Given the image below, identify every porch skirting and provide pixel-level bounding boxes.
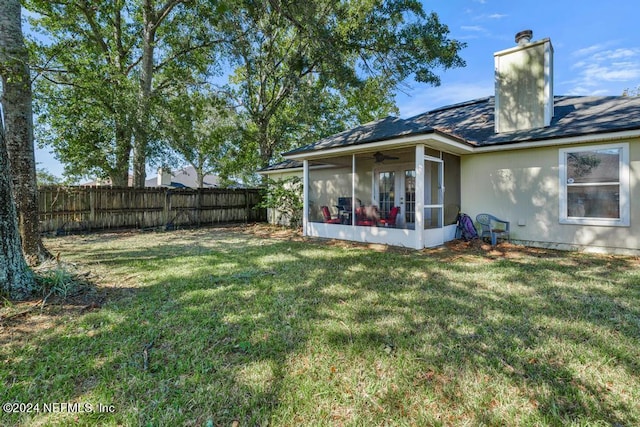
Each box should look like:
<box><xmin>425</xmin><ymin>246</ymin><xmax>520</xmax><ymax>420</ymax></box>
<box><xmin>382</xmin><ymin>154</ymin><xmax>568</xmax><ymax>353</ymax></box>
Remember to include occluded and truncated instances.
<box><xmin>306</xmin><ymin>223</ymin><xmax>457</xmax><ymax>249</ymax></box>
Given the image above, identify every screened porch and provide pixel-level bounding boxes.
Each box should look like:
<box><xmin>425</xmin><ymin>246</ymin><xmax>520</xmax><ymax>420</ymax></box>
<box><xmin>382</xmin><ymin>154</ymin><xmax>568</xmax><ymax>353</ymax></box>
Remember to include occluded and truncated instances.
<box><xmin>302</xmin><ymin>145</ymin><xmax>461</xmax><ymax>249</ymax></box>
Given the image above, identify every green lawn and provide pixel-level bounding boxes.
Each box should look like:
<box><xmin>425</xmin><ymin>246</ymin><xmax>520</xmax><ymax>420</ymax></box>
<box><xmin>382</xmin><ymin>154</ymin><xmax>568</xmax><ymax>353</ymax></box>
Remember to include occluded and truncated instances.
<box><xmin>2</xmin><ymin>225</ymin><xmax>640</xmax><ymax>426</ymax></box>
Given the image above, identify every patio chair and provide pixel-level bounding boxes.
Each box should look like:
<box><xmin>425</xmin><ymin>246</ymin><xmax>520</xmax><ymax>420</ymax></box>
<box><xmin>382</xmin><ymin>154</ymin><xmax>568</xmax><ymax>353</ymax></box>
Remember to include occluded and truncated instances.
<box><xmin>378</xmin><ymin>206</ymin><xmax>400</xmax><ymax>227</ymax></box>
<box><xmin>337</xmin><ymin>197</ymin><xmax>362</xmax><ymax>213</ymax></box>
<box><xmin>476</xmin><ymin>213</ymin><xmax>510</xmax><ymax>246</ymax></box>
<box><xmin>355</xmin><ymin>206</ymin><xmax>376</xmax><ymax>226</ymax></box>
<box><xmin>321</xmin><ymin>206</ymin><xmax>341</xmax><ymax>224</ymax></box>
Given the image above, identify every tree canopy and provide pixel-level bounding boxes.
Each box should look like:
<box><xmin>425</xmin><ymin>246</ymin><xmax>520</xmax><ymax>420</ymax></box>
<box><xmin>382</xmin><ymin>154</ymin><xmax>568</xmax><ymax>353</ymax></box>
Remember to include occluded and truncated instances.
<box><xmin>27</xmin><ymin>0</ymin><xmax>222</xmax><ymax>186</ymax></box>
<box><xmin>26</xmin><ymin>0</ymin><xmax>465</xmax><ymax>184</ymax></box>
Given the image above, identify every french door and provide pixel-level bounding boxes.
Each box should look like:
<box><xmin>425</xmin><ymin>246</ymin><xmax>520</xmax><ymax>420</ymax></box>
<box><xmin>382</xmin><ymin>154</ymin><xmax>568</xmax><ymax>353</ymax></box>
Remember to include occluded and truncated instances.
<box><xmin>375</xmin><ymin>166</ymin><xmax>416</xmax><ymax>227</ymax></box>
<box><xmin>404</xmin><ymin>170</ymin><xmax>416</xmax><ymax>224</ymax></box>
<box><xmin>377</xmin><ymin>171</ymin><xmax>396</xmax><ymax>219</ymax></box>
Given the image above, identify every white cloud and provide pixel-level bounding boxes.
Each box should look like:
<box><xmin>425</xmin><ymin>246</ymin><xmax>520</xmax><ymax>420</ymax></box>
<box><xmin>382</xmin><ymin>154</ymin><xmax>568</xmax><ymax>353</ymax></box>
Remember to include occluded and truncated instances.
<box><xmin>461</xmin><ymin>25</ymin><xmax>486</xmax><ymax>32</ymax></box>
<box><xmin>572</xmin><ymin>43</ymin><xmax>610</xmax><ymax>58</ymax></box>
<box><xmin>565</xmin><ymin>42</ymin><xmax>640</xmax><ymax>95</ymax></box>
<box><xmin>396</xmin><ymin>82</ymin><xmax>493</xmax><ymax>118</ymax></box>
<box><xmin>487</xmin><ymin>13</ymin><xmax>507</xmax><ymax>19</ymax></box>
<box><xmin>594</xmin><ymin>48</ymin><xmax>640</xmax><ymax>61</ymax></box>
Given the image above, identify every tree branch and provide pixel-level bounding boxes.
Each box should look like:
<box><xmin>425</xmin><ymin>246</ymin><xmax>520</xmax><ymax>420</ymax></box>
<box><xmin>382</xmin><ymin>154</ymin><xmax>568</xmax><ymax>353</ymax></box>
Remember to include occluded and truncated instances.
<box><xmin>151</xmin><ymin>0</ymin><xmax>186</xmax><ymax>32</ymax></box>
<box><xmin>73</xmin><ymin>1</ymin><xmax>111</xmax><ymax>60</ymax></box>
<box><xmin>153</xmin><ymin>37</ymin><xmax>230</xmax><ymax>73</ymax></box>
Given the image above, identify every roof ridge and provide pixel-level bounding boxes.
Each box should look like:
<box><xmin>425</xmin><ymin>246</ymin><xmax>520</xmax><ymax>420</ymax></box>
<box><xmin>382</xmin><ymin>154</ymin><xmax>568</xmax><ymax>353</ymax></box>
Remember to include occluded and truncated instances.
<box><xmin>405</xmin><ymin>97</ymin><xmax>492</xmax><ymax>120</ymax></box>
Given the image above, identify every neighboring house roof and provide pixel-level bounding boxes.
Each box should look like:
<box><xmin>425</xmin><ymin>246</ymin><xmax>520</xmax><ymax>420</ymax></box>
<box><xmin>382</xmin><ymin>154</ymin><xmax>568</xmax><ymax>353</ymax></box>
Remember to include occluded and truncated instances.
<box><xmin>280</xmin><ymin>95</ymin><xmax>640</xmax><ymax>159</ymax></box>
<box><xmin>81</xmin><ymin>166</ymin><xmax>222</xmax><ymax>188</ymax></box>
<box><xmin>145</xmin><ymin>165</ymin><xmax>221</xmax><ymax>188</ymax></box>
<box><xmin>81</xmin><ymin>175</ymin><xmax>134</xmax><ymax>186</ymax></box>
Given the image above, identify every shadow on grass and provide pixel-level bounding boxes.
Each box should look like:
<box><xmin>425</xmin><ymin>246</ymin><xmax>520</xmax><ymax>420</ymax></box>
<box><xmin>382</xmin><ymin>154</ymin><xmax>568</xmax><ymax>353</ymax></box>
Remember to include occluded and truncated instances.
<box><xmin>3</xmin><ymin>233</ymin><xmax>640</xmax><ymax>425</ymax></box>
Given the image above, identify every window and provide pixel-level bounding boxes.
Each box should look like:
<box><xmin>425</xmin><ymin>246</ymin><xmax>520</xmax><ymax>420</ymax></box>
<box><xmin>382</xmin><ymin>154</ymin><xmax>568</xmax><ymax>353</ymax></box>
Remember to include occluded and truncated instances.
<box><xmin>378</xmin><ymin>171</ymin><xmax>395</xmax><ymax>217</ymax></box>
<box><xmin>559</xmin><ymin>143</ymin><xmax>629</xmax><ymax>226</ymax></box>
<box><xmin>404</xmin><ymin>170</ymin><xmax>416</xmax><ymax>224</ymax></box>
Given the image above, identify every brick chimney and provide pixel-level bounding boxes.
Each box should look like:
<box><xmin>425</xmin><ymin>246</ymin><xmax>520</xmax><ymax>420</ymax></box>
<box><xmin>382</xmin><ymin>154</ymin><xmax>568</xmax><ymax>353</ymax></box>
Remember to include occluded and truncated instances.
<box><xmin>494</xmin><ymin>30</ymin><xmax>554</xmax><ymax>133</ymax></box>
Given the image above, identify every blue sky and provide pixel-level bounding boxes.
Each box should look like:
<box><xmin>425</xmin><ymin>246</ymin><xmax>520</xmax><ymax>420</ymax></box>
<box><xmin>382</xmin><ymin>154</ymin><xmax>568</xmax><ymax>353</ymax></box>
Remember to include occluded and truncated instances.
<box><xmin>35</xmin><ymin>0</ymin><xmax>640</xmax><ymax>177</ymax></box>
<box><xmin>396</xmin><ymin>0</ymin><xmax>640</xmax><ymax>116</ymax></box>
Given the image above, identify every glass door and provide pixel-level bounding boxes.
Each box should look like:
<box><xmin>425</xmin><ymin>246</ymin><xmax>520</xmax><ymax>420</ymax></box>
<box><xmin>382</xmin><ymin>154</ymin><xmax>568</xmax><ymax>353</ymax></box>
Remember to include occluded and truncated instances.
<box><xmin>423</xmin><ymin>156</ymin><xmax>444</xmax><ymax>247</ymax></box>
<box><xmin>378</xmin><ymin>171</ymin><xmax>395</xmax><ymax>218</ymax></box>
<box><xmin>404</xmin><ymin>170</ymin><xmax>416</xmax><ymax>224</ymax></box>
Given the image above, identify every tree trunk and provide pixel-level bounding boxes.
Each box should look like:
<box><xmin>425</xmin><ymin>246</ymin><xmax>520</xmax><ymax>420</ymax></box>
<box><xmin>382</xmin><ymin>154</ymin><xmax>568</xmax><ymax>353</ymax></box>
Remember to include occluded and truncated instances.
<box><xmin>132</xmin><ymin>0</ymin><xmax>183</xmax><ymax>188</ymax></box>
<box><xmin>111</xmin><ymin>123</ymin><xmax>132</xmax><ymax>186</ymax></box>
<box><xmin>0</xmin><ymin>0</ymin><xmax>51</xmax><ymax>265</ymax></box>
<box><xmin>257</xmin><ymin>118</ymin><xmax>274</xmax><ymax>169</ymax></box>
<box><xmin>0</xmin><ymin>112</ymin><xmax>35</xmax><ymax>299</ymax></box>
<box><xmin>132</xmin><ymin>0</ymin><xmax>156</xmax><ymax>189</ymax></box>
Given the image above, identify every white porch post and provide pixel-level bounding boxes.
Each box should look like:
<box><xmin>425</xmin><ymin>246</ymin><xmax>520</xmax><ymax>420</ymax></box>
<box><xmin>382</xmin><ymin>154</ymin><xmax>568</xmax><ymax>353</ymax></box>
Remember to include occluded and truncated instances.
<box><xmin>303</xmin><ymin>159</ymin><xmax>309</xmax><ymax>236</ymax></box>
<box><xmin>414</xmin><ymin>145</ymin><xmax>425</xmax><ymax>249</ymax></box>
<box><xmin>351</xmin><ymin>154</ymin><xmax>356</xmax><ymax>226</ymax></box>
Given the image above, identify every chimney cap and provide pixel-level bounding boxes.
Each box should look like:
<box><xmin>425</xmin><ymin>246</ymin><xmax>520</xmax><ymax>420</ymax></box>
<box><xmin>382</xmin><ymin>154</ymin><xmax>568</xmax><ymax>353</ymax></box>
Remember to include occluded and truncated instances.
<box><xmin>515</xmin><ymin>29</ymin><xmax>533</xmax><ymax>45</ymax></box>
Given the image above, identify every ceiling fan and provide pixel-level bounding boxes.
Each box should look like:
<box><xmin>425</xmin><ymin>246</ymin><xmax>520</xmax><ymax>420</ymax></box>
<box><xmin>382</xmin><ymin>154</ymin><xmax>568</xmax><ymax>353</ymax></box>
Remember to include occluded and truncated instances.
<box><xmin>373</xmin><ymin>151</ymin><xmax>399</xmax><ymax>163</ymax></box>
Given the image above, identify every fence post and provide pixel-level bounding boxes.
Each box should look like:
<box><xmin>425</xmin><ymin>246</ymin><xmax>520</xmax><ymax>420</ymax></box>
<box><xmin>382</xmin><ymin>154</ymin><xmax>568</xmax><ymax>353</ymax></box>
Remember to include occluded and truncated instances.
<box><xmin>88</xmin><ymin>187</ymin><xmax>96</xmax><ymax>230</ymax></box>
<box><xmin>245</xmin><ymin>189</ymin><xmax>250</xmax><ymax>223</ymax></box>
<box><xmin>163</xmin><ymin>188</ymin><xmax>171</xmax><ymax>229</ymax></box>
<box><xmin>196</xmin><ymin>188</ymin><xmax>202</xmax><ymax>227</ymax></box>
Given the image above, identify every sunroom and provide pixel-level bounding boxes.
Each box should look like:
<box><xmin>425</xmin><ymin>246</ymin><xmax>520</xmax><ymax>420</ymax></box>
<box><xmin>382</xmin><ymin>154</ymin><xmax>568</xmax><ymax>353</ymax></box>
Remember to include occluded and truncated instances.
<box><xmin>282</xmin><ymin>123</ymin><xmax>471</xmax><ymax>249</ymax></box>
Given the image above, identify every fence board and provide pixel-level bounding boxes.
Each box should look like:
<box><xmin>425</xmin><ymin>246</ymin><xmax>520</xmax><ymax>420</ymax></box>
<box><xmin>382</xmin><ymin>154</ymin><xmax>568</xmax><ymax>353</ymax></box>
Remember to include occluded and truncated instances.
<box><xmin>38</xmin><ymin>186</ymin><xmax>266</xmax><ymax>233</ymax></box>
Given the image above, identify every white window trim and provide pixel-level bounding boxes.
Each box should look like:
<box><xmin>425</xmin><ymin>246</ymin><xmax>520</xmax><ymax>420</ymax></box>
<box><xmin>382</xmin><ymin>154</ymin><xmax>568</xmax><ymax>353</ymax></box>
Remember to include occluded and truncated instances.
<box><xmin>558</xmin><ymin>142</ymin><xmax>630</xmax><ymax>227</ymax></box>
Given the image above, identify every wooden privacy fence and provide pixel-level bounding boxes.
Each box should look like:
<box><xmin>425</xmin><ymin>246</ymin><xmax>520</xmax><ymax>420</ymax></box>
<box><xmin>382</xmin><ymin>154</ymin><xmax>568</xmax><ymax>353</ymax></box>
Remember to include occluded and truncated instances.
<box><xmin>38</xmin><ymin>186</ymin><xmax>266</xmax><ymax>234</ymax></box>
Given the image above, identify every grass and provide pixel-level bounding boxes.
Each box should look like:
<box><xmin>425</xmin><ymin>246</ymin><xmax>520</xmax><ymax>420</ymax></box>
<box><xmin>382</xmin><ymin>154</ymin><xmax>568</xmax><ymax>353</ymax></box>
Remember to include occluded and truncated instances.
<box><xmin>1</xmin><ymin>225</ymin><xmax>640</xmax><ymax>426</ymax></box>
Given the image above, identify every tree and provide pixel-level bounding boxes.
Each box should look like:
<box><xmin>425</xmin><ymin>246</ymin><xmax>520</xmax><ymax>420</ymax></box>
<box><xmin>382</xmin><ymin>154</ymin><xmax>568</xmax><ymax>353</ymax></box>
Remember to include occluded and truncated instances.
<box><xmin>132</xmin><ymin>0</ymin><xmax>209</xmax><ymax>188</ymax></box>
<box><xmin>29</xmin><ymin>0</ymin><xmax>464</xmax><ymax>183</ymax></box>
<box><xmin>27</xmin><ymin>0</ymin><xmax>222</xmax><ymax>187</ymax></box>
<box><xmin>28</xmin><ymin>0</ymin><xmax>137</xmax><ymax>186</ymax></box>
<box><xmin>36</xmin><ymin>167</ymin><xmax>63</xmax><ymax>186</ymax></box>
<box><xmin>0</xmin><ymin>0</ymin><xmax>51</xmax><ymax>265</ymax></box>
<box><xmin>0</xmin><ymin>102</ymin><xmax>35</xmax><ymax>299</ymax></box>
<box><xmin>259</xmin><ymin>176</ymin><xmax>303</xmax><ymax>227</ymax></box>
<box><xmin>159</xmin><ymin>86</ymin><xmax>240</xmax><ymax>188</ymax></box>
<box><xmin>220</xmin><ymin>0</ymin><xmax>465</xmax><ymax>171</ymax></box>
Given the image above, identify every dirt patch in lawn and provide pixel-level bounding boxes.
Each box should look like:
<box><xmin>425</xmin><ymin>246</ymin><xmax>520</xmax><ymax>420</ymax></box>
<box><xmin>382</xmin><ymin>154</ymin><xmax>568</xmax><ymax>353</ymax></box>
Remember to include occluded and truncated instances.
<box><xmin>240</xmin><ymin>222</ymin><xmax>305</xmax><ymax>241</ymax></box>
<box><xmin>439</xmin><ymin>238</ymin><xmax>549</xmax><ymax>258</ymax></box>
<box><xmin>1</xmin><ymin>261</ymin><xmax>123</xmax><ymax>347</ymax></box>
<box><xmin>0</xmin><ymin>293</ymin><xmax>105</xmax><ymax>348</ymax></box>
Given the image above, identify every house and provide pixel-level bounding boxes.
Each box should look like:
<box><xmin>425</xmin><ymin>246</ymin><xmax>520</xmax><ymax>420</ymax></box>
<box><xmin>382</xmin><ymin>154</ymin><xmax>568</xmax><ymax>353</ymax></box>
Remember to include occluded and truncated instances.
<box><xmin>145</xmin><ymin>166</ymin><xmax>221</xmax><ymax>189</ymax></box>
<box><xmin>83</xmin><ymin>166</ymin><xmax>230</xmax><ymax>189</ymax></box>
<box><xmin>82</xmin><ymin>175</ymin><xmax>134</xmax><ymax>186</ymax></box>
<box><xmin>260</xmin><ymin>31</ymin><xmax>640</xmax><ymax>254</ymax></box>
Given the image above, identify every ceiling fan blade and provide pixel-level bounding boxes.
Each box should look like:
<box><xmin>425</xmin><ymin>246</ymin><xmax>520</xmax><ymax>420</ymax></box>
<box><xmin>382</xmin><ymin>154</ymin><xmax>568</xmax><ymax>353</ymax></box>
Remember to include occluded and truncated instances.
<box><xmin>373</xmin><ymin>151</ymin><xmax>399</xmax><ymax>163</ymax></box>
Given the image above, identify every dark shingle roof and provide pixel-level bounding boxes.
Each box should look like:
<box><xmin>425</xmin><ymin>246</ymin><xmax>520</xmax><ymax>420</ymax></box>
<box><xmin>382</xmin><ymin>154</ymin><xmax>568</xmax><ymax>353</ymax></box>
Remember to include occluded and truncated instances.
<box><xmin>409</xmin><ymin>95</ymin><xmax>640</xmax><ymax>146</ymax></box>
<box><xmin>258</xmin><ymin>159</ymin><xmax>302</xmax><ymax>172</ymax></box>
<box><xmin>282</xmin><ymin>95</ymin><xmax>640</xmax><ymax>158</ymax></box>
<box><xmin>283</xmin><ymin>116</ymin><xmax>428</xmax><ymax>156</ymax></box>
